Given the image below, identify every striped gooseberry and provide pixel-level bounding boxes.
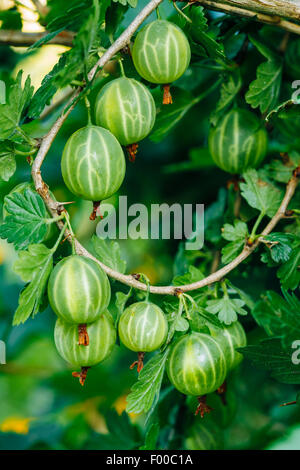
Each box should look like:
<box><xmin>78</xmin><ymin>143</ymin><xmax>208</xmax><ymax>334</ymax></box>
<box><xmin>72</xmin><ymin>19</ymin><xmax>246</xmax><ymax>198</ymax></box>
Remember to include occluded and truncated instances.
<box><xmin>54</xmin><ymin>311</ymin><xmax>116</xmax><ymax>385</ymax></box>
<box><xmin>132</xmin><ymin>20</ymin><xmax>191</xmax><ymax>104</ymax></box>
<box><xmin>208</xmin><ymin>108</ymin><xmax>268</xmax><ymax>174</ymax></box>
<box><xmin>95</xmin><ymin>77</ymin><xmax>156</xmax><ymax>161</ymax></box>
<box><xmin>118</xmin><ymin>301</ymin><xmax>168</xmax><ymax>372</ymax></box>
<box><xmin>48</xmin><ymin>255</ymin><xmax>111</xmax><ymax>345</ymax></box>
<box><xmin>61</xmin><ymin>125</ymin><xmax>126</xmax><ymax>220</ymax></box>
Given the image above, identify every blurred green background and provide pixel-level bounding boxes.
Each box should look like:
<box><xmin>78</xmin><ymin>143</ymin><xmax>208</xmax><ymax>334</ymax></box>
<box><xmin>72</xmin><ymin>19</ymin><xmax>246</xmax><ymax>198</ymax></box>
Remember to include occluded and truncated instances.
<box><xmin>0</xmin><ymin>0</ymin><xmax>300</xmax><ymax>451</ymax></box>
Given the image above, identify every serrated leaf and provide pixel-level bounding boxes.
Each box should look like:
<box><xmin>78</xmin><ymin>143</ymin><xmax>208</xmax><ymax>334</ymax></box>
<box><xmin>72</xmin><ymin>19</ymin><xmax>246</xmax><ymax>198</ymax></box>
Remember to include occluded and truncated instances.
<box><xmin>126</xmin><ymin>349</ymin><xmax>170</xmax><ymax>414</ymax></box>
<box><xmin>113</xmin><ymin>0</ymin><xmax>137</xmax><ymax>6</ymax></box>
<box><xmin>0</xmin><ymin>7</ymin><xmax>22</xmax><ymax>29</ymax></box>
<box><xmin>0</xmin><ymin>71</ymin><xmax>34</xmax><ymax>141</ymax></box>
<box><xmin>277</xmin><ymin>240</ymin><xmax>300</xmax><ymax>290</ymax></box>
<box><xmin>28</xmin><ymin>55</ymin><xmax>67</xmax><ymax>119</ymax></box>
<box><xmin>246</xmin><ymin>35</ymin><xmax>282</xmax><ymax>114</ymax></box>
<box><xmin>206</xmin><ymin>297</ymin><xmax>247</xmax><ymax>325</ymax></box>
<box><xmin>241</xmin><ymin>338</ymin><xmax>300</xmax><ymax>384</ymax></box>
<box><xmin>92</xmin><ymin>235</ymin><xmax>126</xmax><ymax>273</ymax></box>
<box><xmin>45</xmin><ymin>0</ymin><xmax>92</xmax><ymax>32</ymax></box>
<box><xmin>210</xmin><ymin>69</ymin><xmax>242</xmax><ymax>126</ymax></box>
<box><xmin>265</xmin><ymin>99</ymin><xmax>294</xmax><ymax>123</ymax></box>
<box><xmin>240</xmin><ymin>169</ymin><xmax>283</xmax><ymax>217</ymax></box>
<box><xmin>173</xmin><ymin>265</ymin><xmax>204</xmax><ymax>286</ymax></box>
<box><xmin>184</xmin><ymin>6</ymin><xmax>226</xmax><ymax>62</ymax></box>
<box><xmin>174</xmin><ymin>316</ymin><xmax>189</xmax><ymax>332</ymax></box>
<box><xmin>29</xmin><ymin>0</ymin><xmax>110</xmax><ymax>118</ymax></box>
<box><xmin>252</xmin><ymin>290</ymin><xmax>300</xmax><ymax>349</ymax></box>
<box><xmin>28</xmin><ymin>28</ymin><xmax>66</xmax><ymax>50</ymax></box>
<box><xmin>0</xmin><ymin>141</ymin><xmax>16</xmax><ymax>182</ymax></box>
<box><xmin>0</xmin><ymin>188</ymin><xmax>49</xmax><ymax>250</ymax></box>
<box><xmin>13</xmin><ymin>245</ymin><xmax>53</xmax><ymax>325</ymax></box>
<box><xmin>263</xmin><ymin>233</ymin><xmax>294</xmax><ymax>263</ymax></box>
<box><xmin>13</xmin><ymin>244</ymin><xmax>53</xmax><ymax>282</ymax></box>
<box><xmin>263</xmin><ymin>151</ymin><xmax>300</xmax><ymax>184</ymax></box>
<box><xmin>222</xmin><ymin>220</ymin><xmax>248</xmax><ymax>242</ymax></box>
<box><xmin>221</xmin><ymin>220</ymin><xmax>248</xmax><ymax>263</ymax></box>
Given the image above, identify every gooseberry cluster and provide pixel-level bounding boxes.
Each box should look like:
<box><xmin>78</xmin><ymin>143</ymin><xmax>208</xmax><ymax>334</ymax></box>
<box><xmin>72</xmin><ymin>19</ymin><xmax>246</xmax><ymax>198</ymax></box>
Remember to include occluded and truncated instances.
<box><xmin>41</xmin><ymin>18</ymin><xmax>252</xmax><ymax>408</ymax></box>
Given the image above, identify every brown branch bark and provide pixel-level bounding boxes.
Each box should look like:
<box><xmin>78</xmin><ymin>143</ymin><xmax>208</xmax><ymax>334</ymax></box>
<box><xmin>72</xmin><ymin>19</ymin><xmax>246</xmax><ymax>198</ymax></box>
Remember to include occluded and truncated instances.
<box><xmin>177</xmin><ymin>0</ymin><xmax>300</xmax><ymax>35</ymax></box>
<box><xmin>29</xmin><ymin>0</ymin><xmax>299</xmax><ymax>296</ymax></box>
<box><xmin>0</xmin><ymin>30</ymin><xmax>74</xmax><ymax>47</ymax></box>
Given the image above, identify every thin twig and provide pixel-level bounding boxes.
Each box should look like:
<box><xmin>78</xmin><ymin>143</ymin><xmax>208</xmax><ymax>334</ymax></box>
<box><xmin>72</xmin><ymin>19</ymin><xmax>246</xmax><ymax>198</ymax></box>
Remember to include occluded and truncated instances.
<box><xmin>0</xmin><ymin>30</ymin><xmax>74</xmax><ymax>47</ymax></box>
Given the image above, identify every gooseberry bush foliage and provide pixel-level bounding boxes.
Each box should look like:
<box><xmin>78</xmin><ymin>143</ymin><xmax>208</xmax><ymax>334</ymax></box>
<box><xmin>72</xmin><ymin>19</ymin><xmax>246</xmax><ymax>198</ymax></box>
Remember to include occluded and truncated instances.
<box><xmin>0</xmin><ymin>0</ymin><xmax>300</xmax><ymax>451</ymax></box>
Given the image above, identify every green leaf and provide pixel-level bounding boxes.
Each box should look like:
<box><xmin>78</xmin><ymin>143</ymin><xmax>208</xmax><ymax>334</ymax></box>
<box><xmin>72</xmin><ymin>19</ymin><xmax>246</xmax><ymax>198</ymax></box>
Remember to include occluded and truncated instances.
<box><xmin>0</xmin><ymin>141</ymin><xmax>16</xmax><ymax>182</ymax></box>
<box><xmin>221</xmin><ymin>220</ymin><xmax>248</xmax><ymax>263</ymax></box>
<box><xmin>28</xmin><ymin>28</ymin><xmax>66</xmax><ymax>50</ymax></box>
<box><xmin>241</xmin><ymin>338</ymin><xmax>300</xmax><ymax>384</ymax></box>
<box><xmin>252</xmin><ymin>290</ymin><xmax>300</xmax><ymax>349</ymax></box>
<box><xmin>240</xmin><ymin>169</ymin><xmax>283</xmax><ymax>218</ymax></box>
<box><xmin>277</xmin><ymin>240</ymin><xmax>300</xmax><ymax>290</ymax></box>
<box><xmin>113</xmin><ymin>0</ymin><xmax>137</xmax><ymax>6</ymax></box>
<box><xmin>184</xmin><ymin>6</ymin><xmax>226</xmax><ymax>62</ymax></box>
<box><xmin>0</xmin><ymin>7</ymin><xmax>22</xmax><ymax>29</ymax></box>
<box><xmin>265</xmin><ymin>99</ymin><xmax>294</xmax><ymax>123</ymax></box>
<box><xmin>0</xmin><ymin>71</ymin><xmax>34</xmax><ymax>141</ymax></box>
<box><xmin>245</xmin><ymin>35</ymin><xmax>282</xmax><ymax>114</ymax></box>
<box><xmin>92</xmin><ymin>235</ymin><xmax>126</xmax><ymax>273</ymax></box>
<box><xmin>28</xmin><ymin>55</ymin><xmax>67</xmax><ymax>119</ymax></box>
<box><xmin>227</xmin><ymin>280</ymin><xmax>255</xmax><ymax>310</ymax></box>
<box><xmin>263</xmin><ymin>151</ymin><xmax>300</xmax><ymax>184</ymax></box>
<box><xmin>210</xmin><ymin>69</ymin><xmax>242</xmax><ymax>126</ymax></box>
<box><xmin>29</xmin><ymin>0</ymin><xmax>110</xmax><ymax>118</ymax></box>
<box><xmin>105</xmin><ymin>2</ymin><xmax>127</xmax><ymax>37</ymax></box>
<box><xmin>262</xmin><ymin>233</ymin><xmax>294</xmax><ymax>263</ymax></box>
<box><xmin>139</xmin><ymin>423</ymin><xmax>159</xmax><ymax>450</ymax></box>
<box><xmin>0</xmin><ymin>188</ymin><xmax>49</xmax><ymax>250</ymax></box>
<box><xmin>45</xmin><ymin>0</ymin><xmax>92</xmax><ymax>32</ymax></box>
<box><xmin>13</xmin><ymin>244</ymin><xmax>53</xmax><ymax>325</ymax></box>
<box><xmin>126</xmin><ymin>349</ymin><xmax>170</xmax><ymax>414</ymax></box>
<box><xmin>206</xmin><ymin>297</ymin><xmax>247</xmax><ymax>325</ymax></box>
<box><xmin>13</xmin><ymin>244</ymin><xmax>53</xmax><ymax>282</ymax></box>
<box><xmin>173</xmin><ymin>265</ymin><xmax>204</xmax><ymax>286</ymax></box>
<box><xmin>174</xmin><ymin>316</ymin><xmax>189</xmax><ymax>332</ymax></box>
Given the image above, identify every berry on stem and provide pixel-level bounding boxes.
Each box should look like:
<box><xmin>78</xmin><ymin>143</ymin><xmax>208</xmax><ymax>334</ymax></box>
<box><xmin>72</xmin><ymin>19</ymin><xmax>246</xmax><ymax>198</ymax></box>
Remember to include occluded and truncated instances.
<box><xmin>132</xmin><ymin>20</ymin><xmax>191</xmax><ymax>104</ymax></box>
<box><xmin>61</xmin><ymin>126</ymin><xmax>126</xmax><ymax>216</ymax></box>
<box><xmin>95</xmin><ymin>77</ymin><xmax>156</xmax><ymax>161</ymax></box>
<box><xmin>48</xmin><ymin>255</ymin><xmax>111</xmax><ymax>325</ymax></box>
<box><xmin>208</xmin><ymin>108</ymin><xmax>268</xmax><ymax>174</ymax></box>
